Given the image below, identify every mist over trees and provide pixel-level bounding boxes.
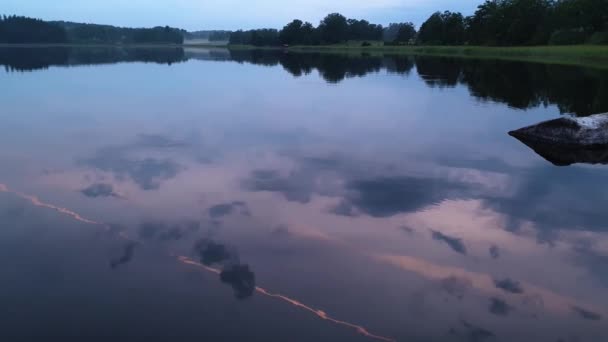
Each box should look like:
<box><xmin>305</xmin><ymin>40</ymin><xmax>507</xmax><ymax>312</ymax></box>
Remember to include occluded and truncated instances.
<box><xmin>184</xmin><ymin>30</ymin><xmax>230</xmax><ymax>41</ymax></box>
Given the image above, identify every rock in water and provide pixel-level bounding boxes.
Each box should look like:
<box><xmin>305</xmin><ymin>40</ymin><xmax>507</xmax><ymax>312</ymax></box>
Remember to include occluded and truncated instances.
<box><xmin>509</xmin><ymin>113</ymin><xmax>608</xmax><ymax>166</ymax></box>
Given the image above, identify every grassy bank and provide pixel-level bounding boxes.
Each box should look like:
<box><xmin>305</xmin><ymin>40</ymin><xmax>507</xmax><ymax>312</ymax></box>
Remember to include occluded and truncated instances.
<box><xmin>2</xmin><ymin>43</ymin><xmax>607</xmax><ymax>69</ymax></box>
<box><xmin>287</xmin><ymin>44</ymin><xmax>608</xmax><ymax>69</ymax></box>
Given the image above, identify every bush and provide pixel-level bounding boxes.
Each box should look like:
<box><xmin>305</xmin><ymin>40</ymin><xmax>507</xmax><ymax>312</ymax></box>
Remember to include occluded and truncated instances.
<box><xmin>588</xmin><ymin>31</ymin><xmax>608</xmax><ymax>45</ymax></box>
<box><xmin>549</xmin><ymin>29</ymin><xmax>587</xmax><ymax>45</ymax></box>
<box><xmin>361</xmin><ymin>41</ymin><xmax>372</xmax><ymax>47</ymax></box>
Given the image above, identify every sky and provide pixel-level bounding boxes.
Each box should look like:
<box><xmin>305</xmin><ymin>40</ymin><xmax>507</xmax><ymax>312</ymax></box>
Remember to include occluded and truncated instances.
<box><xmin>2</xmin><ymin>0</ymin><xmax>481</xmax><ymax>31</ymax></box>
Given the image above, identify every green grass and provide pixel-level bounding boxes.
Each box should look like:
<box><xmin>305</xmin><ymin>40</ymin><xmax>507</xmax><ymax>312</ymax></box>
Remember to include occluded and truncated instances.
<box><xmin>286</xmin><ymin>44</ymin><xmax>608</xmax><ymax>69</ymax></box>
<box><xmin>3</xmin><ymin>42</ymin><xmax>608</xmax><ymax>69</ymax></box>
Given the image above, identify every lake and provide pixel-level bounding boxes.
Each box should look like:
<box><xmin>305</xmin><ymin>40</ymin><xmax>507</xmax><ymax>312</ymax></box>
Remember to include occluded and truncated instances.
<box><xmin>1</xmin><ymin>46</ymin><xmax>607</xmax><ymax>342</ymax></box>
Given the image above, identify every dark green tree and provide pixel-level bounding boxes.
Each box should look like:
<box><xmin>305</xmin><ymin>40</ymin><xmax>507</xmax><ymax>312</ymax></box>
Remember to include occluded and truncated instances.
<box><xmin>388</xmin><ymin>23</ymin><xmax>416</xmax><ymax>43</ymax></box>
<box><xmin>319</xmin><ymin>13</ymin><xmax>349</xmax><ymax>44</ymax></box>
<box><xmin>418</xmin><ymin>11</ymin><xmax>465</xmax><ymax>45</ymax></box>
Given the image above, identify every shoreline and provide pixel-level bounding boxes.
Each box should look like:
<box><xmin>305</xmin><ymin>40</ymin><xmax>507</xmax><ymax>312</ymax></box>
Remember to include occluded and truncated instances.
<box><xmin>2</xmin><ymin>43</ymin><xmax>607</xmax><ymax>69</ymax></box>
<box><xmin>286</xmin><ymin>44</ymin><xmax>608</xmax><ymax>69</ymax></box>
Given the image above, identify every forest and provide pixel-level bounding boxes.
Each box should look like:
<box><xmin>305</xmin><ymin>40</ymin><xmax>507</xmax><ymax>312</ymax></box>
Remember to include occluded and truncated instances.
<box><xmin>230</xmin><ymin>0</ymin><xmax>608</xmax><ymax>46</ymax></box>
<box><xmin>0</xmin><ymin>15</ymin><xmax>184</xmax><ymax>44</ymax></box>
<box><xmin>1</xmin><ymin>0</ymin><xmax>607</xmax><ymax>46</ymax></box>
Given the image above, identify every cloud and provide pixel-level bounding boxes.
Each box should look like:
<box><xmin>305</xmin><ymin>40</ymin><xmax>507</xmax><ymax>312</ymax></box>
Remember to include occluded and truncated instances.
<box><xmin>158</xmin><ymin>226</ymin><xmax>184</xmax><ymax>241</ymax></box>
<box><xmin>494</xmin><ymin>278</ymin><xmax>524</xmax><ymax>294</ymax></box>
<box><xmin>208</xmin><ymin>201</ymin><xmax>250</xmax><ymax>219</ymax></box>
<box><xmin>440</xmin><ymin>276</ymin><xmax>471</xmax><ymax>300</ymax></box>
<box><xmin>79</xmin><ymin>135</ymin><xmax>186</xmax><ymax>191</ymax></box>
<box><xmin>110</xmin><ymin>241</ymin><xmax>138</xmax><ymax>269</ymax></box>
<box><xmin>192</xmin><ymin>239</ymin><xmax>257</xmax><ymax>300</ymax></box>
<box><xmin>342</xmin><ymin>176</ymin><xmax>471</xmax><ymax>218</ymax></box>
<box><xmin>459</xmin><ymin>321</ymin><xmax>496</xmax><ymax>342</ymax></box>
<box><xmin>138</xmin><ymin>222</ymin><xmax>165</xmax><ymax>240</ymax></box>
<box><xmin>431</xmin><ymin>230</ymin><xmax>467</xmax><ymax>255</ymax></box>
<box><xmin>194</xmin><ymin>239</ymin><xmax>232</xmax><ymax>266</ymax></box>
<box><xmin>489</xmin><ymin>245</ymin><xmax>500</xmax><ymax>259</ymax></box>
<box><xmin>220</xmin><ymin>264</ymin><xmax>256</xmax><ymax>300</ymax></box>
<box><xmin>571</xmin><ymin>306</ymin><xmax>602</xmax><ymax>321</ymax></box>
<box><xmin>81</xmin><ymin>183</ymin><xmax>118</xmax><ymax>198</ymax></box>
<box><xmin>489</xmin><ymin>298</ymin><xmax>512</xmax><ymax>316</ymax></box>
<box><xmin>81</xmin><ymin>147</ymin><xmax>181</xmax><ymax>191</ymax></box>
<box><xmin>243</xmin><ymin>169</ymin><xmax>314</xmax><ymax>204</ymax></box>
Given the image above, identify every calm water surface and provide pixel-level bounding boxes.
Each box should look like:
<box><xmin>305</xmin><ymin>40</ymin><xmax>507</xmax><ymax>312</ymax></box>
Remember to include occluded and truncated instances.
<box><xmin>1</xmin><ymin>47</ymin><xmax>607</xmax><ymax>342</ymax></box>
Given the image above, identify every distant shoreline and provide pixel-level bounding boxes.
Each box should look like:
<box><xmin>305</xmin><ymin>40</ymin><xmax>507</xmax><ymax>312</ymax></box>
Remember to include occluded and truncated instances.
<box><xmin>2</xmin><ymin>43</ymin><xmax>607</xmax><ymax>69</ymax></box>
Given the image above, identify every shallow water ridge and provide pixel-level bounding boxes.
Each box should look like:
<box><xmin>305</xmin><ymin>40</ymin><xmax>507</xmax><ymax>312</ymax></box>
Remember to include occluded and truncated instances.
<box><xmin>0</xmin><ymin>47</ymin><xmax>607</xmax><ymax>342</ymax></box>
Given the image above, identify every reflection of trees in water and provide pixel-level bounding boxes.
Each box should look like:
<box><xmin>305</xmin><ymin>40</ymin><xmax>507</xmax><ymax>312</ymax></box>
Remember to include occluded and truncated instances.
<box><xmin>0</xmin><ymin>47</ymin><xmax>186</xmax><ymax>72</ymax></box>
<box><xmin>414</xmin><ymin>56</ymin><xmax>608</xmax><ymax>116</ymax></box>
<box><xmin>231</xmin><ymin>50</ymin><xmax>608</xmax><ymax>116</ymax></box>
<box><xmin>229</xmin><ymin>49</ymin><xmax>412</xmax><ymax>83</ymax></box>
<box><xmin>2</xmin><ymin>47</ymin><xmax>607</xmax><ymax>116</ymax></box>
<box><xmin>0</xmin><ymin>47</ymin><xmax>70</xmax><ymax>72</ymax></box>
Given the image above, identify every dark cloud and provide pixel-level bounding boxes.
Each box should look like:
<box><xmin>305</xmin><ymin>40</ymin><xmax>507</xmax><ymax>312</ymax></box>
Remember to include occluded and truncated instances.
<box><xmin>489</xmin><ymin>245</ymin><xmax>500</xmax><ymax>259</ymax></box>
<box><xmin>138</xmin><ymin>222</ymin><xmax>165</xmax><ymax>240</ymax></box>
<box><xmin>158</xmin><ymin>226</ymin><xmax>184</xmax><ymax>241</ymax></box>
<box><xmin>220</xmin><ymin>264</ymin><xmax>256</xmax><ymax>300</ymax></box>
<box><xmin>137</xmin><ymin>220</ymin><xmax>198</xmax><ymax>241</ymax></box>
<box><xmin>399</xmin><ymin>226</ymin><xmax>415</xmax><ymax>235</ymax></box>
<box><xmin>571</xmin><ymin>306</ymin><xmax>602</xmax><ymax>321</ymax></box>
<box><xmin>494</xmin><ymin>278</ymin><xmax>524</xmax><ymax>294</ymax></box>
<box><xmin>431</xmin><ymin>230</ymin><xmax>467</xmax><ymax>255</ymax></box>
<box><xmin>192</xmin><ymin>239</ymin><xmax>256</xmax><ymax>300</ymax></box>
<box><xmin>110</xmin><ymin>241</ymin><xmax>137</xmax><ymax>269</ymax></box>
<box><xmin>571</xmin><ymin>241</ymin><xmax>608</xmax><ymax>287</ymax></box>
<box><xmin>341</xmin><ymin>177</ymin><xmax>471</xmax><ymax>218</ymax></box>
<box><xmin>481</xmin><ymin>165</ymin><xmax>608</xmax><ymax>239</ymax></box>
<box><xmin>135</xmin><ymin>134</ymin><xmax>188</xmax><ymax>149</ymax></box>
<box><xmin>208</xmin><ymin>201</ymin><xmax>250</xmax><ymax>219</ymax></box>
<box><xmin>80</xmin><ymin>147</ymin><xmax>182</xmax><ymax>191</ymax></box>
<box><xmin>81</xmin><ymin>183</ymin><xmax>118</xmax><ymax>198</ymax></box>
<box><xmin>440</xmin><ymin>276</ymin><xmax>471</xmax><ymax>300</ymax></box>
<box><xmin>242</xmin><ymin>169</ymin><xmax>314</xmax><ymax>204</ymax></box>
<box><xmin>328</xmin><ymin>200</ymin><xmax>358</xmax><ymax>217</ymax></box>
<box><xmin>460</xmin><ymin>321</ymin><xmax>496</xmax><ymax>342</ymax></box>
<box><xmin>194</xmin><ymin>239</ymin><xmax>232</xmax><ymax>266</ymax></box>
<box><xmin>271</xmin><ymin>224</ymin><xmax>290</xmax><ymax>237</ymax></box>
<box><xmin>489</xmin><ymin>298</ymin><xmax>512</xmax><ymax>316</ymax></box>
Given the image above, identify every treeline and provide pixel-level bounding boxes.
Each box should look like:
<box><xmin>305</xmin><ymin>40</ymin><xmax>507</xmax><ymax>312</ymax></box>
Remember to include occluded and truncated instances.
<box><xmin>0</xmin><ymin>15</ymin><xmax>68</xmax><ymax>43</ymax></box>
<box><xmin>420</xmin><ymin>0</ymin><xmax>608</xmax><ymax>45</ymax></box>
<box><xmin>230</xmin><ymin>0</ymin><xmax>608</xmax><ymax>46</ymax></box>
<box><xmin>230</xmin><ymin>14</ymin><xmax>414</xmax><ymax>46</ymax></box>
<box><xmin>54</xmin><ymin>21</ymin><xmax>184</xmax><ymax>44</ymax></box>
<box><xmin>0</xmin><ymin>15</ymin><xmax>184</xmax><ymax>44</ymax></box>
